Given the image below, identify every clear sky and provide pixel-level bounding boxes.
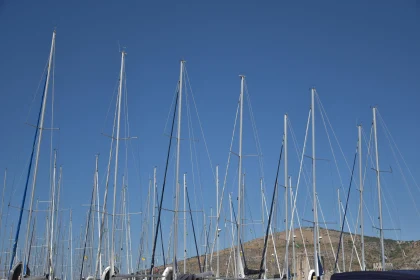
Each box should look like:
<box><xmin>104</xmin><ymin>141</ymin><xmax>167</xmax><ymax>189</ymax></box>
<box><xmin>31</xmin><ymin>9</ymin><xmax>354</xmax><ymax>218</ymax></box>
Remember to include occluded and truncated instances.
<box><xmin>0</xmin><ymin>0</ymin><xmax>419</xmax><ymax>271</ymax></box>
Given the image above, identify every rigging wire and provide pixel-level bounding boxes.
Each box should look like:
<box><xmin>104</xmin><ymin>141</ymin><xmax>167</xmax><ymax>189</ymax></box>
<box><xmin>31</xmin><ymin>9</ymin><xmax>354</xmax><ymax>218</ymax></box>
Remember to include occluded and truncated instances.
<box><xmin>94</xmin><ymin>59</ymin><xmax>120</xmax><ymax>279</ymax></box>
<box><xmin>260</xmin><ymin>181</ymin><xmax>282</xmax><ymax>277</ymax></box>
<box><xmin>25</xmin><ymin>56</ymin><xmax>50</xmax><ymax>124</ymax></box>
<box><xmin>363</xmin><ymin>119</ymin><xmax>414</xmax><ymax>249</ymax></box>
<box><xmin>186</xmin><ymin>182</ymin><xmax>202</xmax><ymax>272</ymax></box>
<box><xmin>79</xmin><ymin>177</ymin><xmax>96</xmax><ymax>279</ymax></box>
<box><xmin>349</xmin><ymin>193</ymin><xmax>361</xmax><ymax>271</ymax></box>
<box><xmin>362</xmin><ymin>125</ymin><xmax>407</xmax><ymax>259</ymax></box>
<box><xmin>244</xmin><ymin>81</ymin><xmax>267</xmax><ymax>189</ymax></box>
<box><xmin>185</xmin><ymin>79</ymin><xmax>204</xmax><ymax>246</ymax></box>
<box><xmin>287</xmin><ymin>109</ymin><xmax>311</xmax><ymax>270</ymax></box>
<box><xmin>149</xmin><ymin>85</ymin><xmax>179</xmax><ymax>277</ymax></box>
<box><xmin>287</xmin><ymin>115</ymin><xmax>313</xmax><ymax>227</ymax></box>
<box><xmin>9</xmin><ymin>69</ymin><xmax>47</xmax><ymax>274</ymax></box>
<box><xmin>377</xmin><ymin>109</ymin><xmax>420</xmax><ymax>220</ymax></box>
<box><xmin>316</xmin><ymin>94</ymin><xmax>358</xmax><ymax>231</ymax></box>
<box><xmin>333</xmin><ymin>147</ymin><xmax>359</xmax><ymax>272</ymax></box>
<box><xmin>163</xmin><ymin>84</ymin><xmax>181</xmax><ymax>136</ymax></box>
<box><xmin>337</xmin><ymin>199</ymin><xmax>362</xmax><ymax>269</ymax></box>
<box><xmin>258</xmin><ymin>143</ymin><xmax>283</xmax><ymax>279</ymax></box>
<box><xmin>101</xmin><ymin>79</ymin><xmax>120</xmax><ymax>135</ymax></box>
<box><xmin>244</xmin><ymin>81</ymin><xmax>268</xmax><ymax>237</ymax></box>
<box><xmin>316</xmin><ymin>194</ymin><xmax>340</xmax><ymax>273</ymax></box>
<box><xmin>361</xmin><ymin>125</ymin><xmax>377</xmax><ymax>227</ymax></box>
<box><xmin>244</xmin><ymin>186</ymin><xmax>258</xmax><ymax>241</ymax></box>
<box><xmin>288</xmin><ymin>184</ymin><xmax>311</xmax><ymax>275</ymax></box>
<box><xmin>122</xmin><ymin>67</ymin><xmax>137</xmax><ymax>271</ymax></box>
<box><xmin>184</xmin><ymin>68</ymin><xmax>215</xmax><ymax>180</ymax></box>
<box><xmin>377</xmin><ymin>109</ymin><xmax>420</xmax><ymax>196</ymax></box>
<box><xmin>209</xmin><ymin>99</ymin><xmax>240</xmax><ymax>262</ymax></box>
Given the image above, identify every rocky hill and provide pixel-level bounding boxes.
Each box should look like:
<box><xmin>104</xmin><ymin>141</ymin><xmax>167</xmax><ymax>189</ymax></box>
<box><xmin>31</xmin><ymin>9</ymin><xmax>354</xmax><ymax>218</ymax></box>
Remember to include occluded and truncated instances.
<box><xmin>172</xmin><ymin>227</ymin><xmax>420</xmax><ymax>278</ymax></box>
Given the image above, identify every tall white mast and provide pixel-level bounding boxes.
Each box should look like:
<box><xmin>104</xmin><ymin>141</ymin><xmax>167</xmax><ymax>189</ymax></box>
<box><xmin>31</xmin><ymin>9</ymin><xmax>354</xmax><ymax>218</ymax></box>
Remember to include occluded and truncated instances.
<box><xmin>173</xmin><ymin>60</ymin><xmax>185</xmax><ymax>280</ymax></box>
<box><xmin>153</xmin><ymin>167</ymin><xmax>157</xmax><ymax>248</ymax></box>
<box><xmin>106</xmin><ymin>213</ymin><xmax>110</xmax><ymax>267</ymax></box>
<box><xmin>284</xmin><ymin>114</ymin><xmax>289</xmax><ymax>279</ymax></box>
<box><xmin>311</xmin><ymin>88</ymin><xmax>319</xmax><ymax>278</ymax></box>
<box><xmin>209</xmin><ymin>208</ymin><xmax>212</xmax><ymax>272</ymax></box>
<box><xmin>203</xmin><ymin>212</ymin><xmax>207</xmax><ymax>270</ymax></box>
<box><xmin>358</xmin><ymin>125</ymin><xmax>365</xmax><ymax>271</ymax></box>
<box><xmin>183</xmin><ymin>173</ymin><xmax>187</xmax><ymax>274</ymax></box>
<box><xmin>49</xmin><ymin>150</ymin><xmax>57</xmax><ymax>280</ymax></box>
<box><xmin>111</xmin><ymin>50</ymin><xmax>125</xmax><ymax>276</ymax></box>
<box><xmin>338</xmin><ymin>190</ymin><xmax>345</xmax><ymax>272</ymax></box>
<box><xmin>216</xmin><ymin>165</ymin><xmax>220</xmax><ymax>278</ymax></box>
<box><xmin>236</xmin><ymin>75</ymin><xmax>245</xmax><ymax>279</ymax></box>
<box><xmin>95</xmin><ymin>155</ymin><xmax>102</xmax><ymax>272</ymax></box>
<box><xmin>70</xmin><ymin>210</ymin><xmax>73</xmax><ymax>280</ymax></box>
<box><xmin>289</xmin><ymin>177</ymin><xmax>296</xmax><ymax>280</ymax></box>
<box><xmin>127</xmin><ymin>200</ymin><xmax>133</xmax><ymax>274</ymax></box>
<box><xmin>22</xmin><ymin>30</ymin><xmax>56</xmax><ymax>275</ymax></box>
<box><xmin>372</xmin><ymin>107</ymin><xmax>385</xmax><ymax>271</ymax></box>
<box><xmin>260</xmin><ymin>179</ymin><xmax>267</xmax><ymax>279</ymax></box>
<box><xmin>228</xmin><ymin>194</ymin><xmax>237</xmax><ymax>277</ymax></box>
<box><xmin>123</xmin><ymin>186</ymin><xmax>130</xmax><ymax>273</ymax></box>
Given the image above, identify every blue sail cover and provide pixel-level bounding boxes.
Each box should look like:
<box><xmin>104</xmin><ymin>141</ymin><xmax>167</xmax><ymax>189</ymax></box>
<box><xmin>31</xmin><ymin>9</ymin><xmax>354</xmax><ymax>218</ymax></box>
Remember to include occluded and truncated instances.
<box><xmin>331</xmin><ymin>270</ymin><xmax>420</xmax><ymax>280</ymax></box>
<box><xmin>318</xmin><ymin>255</ymin><xmax>324</xmax><ymax>276</ymax></box>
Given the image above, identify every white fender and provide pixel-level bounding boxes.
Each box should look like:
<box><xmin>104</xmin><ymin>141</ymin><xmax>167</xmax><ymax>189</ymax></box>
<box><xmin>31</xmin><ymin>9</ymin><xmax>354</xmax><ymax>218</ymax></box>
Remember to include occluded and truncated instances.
<box><xmin>100</xmin><ymin>266</ymin><xmax>119</xmax><ymax>280</ymax></box>
<box><xmin>307</xmin><ymin>269</ymin><xmax>315</xmax><ymax>280</ymax></box>
<box><xmin>162</xmin><ymin>267</ymin><xmax>173</xmax><ymax>280</ymax></box>
<box><xmin>8</xmin><ymin>262</ymin><xmax>23</xmax><ymax>280</ymax></box>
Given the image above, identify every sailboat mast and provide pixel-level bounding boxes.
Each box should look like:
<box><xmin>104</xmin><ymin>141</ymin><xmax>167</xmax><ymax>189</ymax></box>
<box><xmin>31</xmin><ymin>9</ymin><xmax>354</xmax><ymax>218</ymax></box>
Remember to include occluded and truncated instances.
<box><xmin>236</xmin><ymin>75</ymin><xmax>245</xmax><ymax>279</ymax></box>
<box><xmin>260</xmin><ymin>179</ymin><xmax>266</xmax><ymax>279</ymax></box>
<box><xmin>70</xmin><ymin>210</ymin><xmax>73</xmax><ymax>280</ymax></box>
<box><xmin>372</xmin><ymin>107</ymin><xmax>385</xmax><ymax>271</ymax></box>
<box><xmin>153</xmin><ymin>167</ymin><xmax>157</xmax><ymax>247</ymax></box>
<box><xmin>358</xmin><ymin>125</ymin><xmax>365</xmax><ymax>271</ymax></box>
<box><xmin>208</xmin><ymin>208</ymin><xmax>212</xmax><ymax>272</ymax></box>
<box><xmin>49</xmin><ymin>150</ymin><xmax>58</xmax><ymax>280</ymax></box>
<box><xmin>228</xmin><ymin>194</ymin><xmax>237</xmax><ymax>277</ymax></box>
<box><xmin>216</xmin><ymin>165</ymin><xmax>220</xmax><ymax>278</ymax></box>
<box><xmin>18</xmin><ymin>30</ymin><xmax>56</xmax><ymax>275</ymax></box>
<box><xmin>111</xmin><ymin>50</ymin><xmax>126</xmax><ymax>276</ymax></box>
<box><xmin>183</xmin><ymin>173</ymin><xmax>187</xmax><ymax>274</ymax></box>
<box><xmin>311</xmin><ymin>88</ymin><xmax>319</xmax><ymax>278</ymax></box>
<box><xmin>203</xmin><ymin>212</ymin><xmax>207</xmax><ymax>270</ymax></box>
<box><xmin>173</xmin><ymin>60</ymin><xmax>185</xmax><ymax>280</ymax></box>
<box><xmin>284</xmin><ymin>114</ymin><xmax>289</xmax><ymax>280</ymax></box>
<box><xmin>290</xmin><ymin>177</ymin><xmax>296</xmax><ymax>280</ymax></box>
<box><xmin>123</xmin><ymin>186</ymin><xmax>130</xmax><ymax>273</ymax></box>
<box><xmin>338</xmin><ymin>190</ymin><xmax>345</xmax><ymax>272</ymax></box>
<box><xmin>95</xmin><ymin>154</ymin><xmax>102</xmax><ymax>272</ymax></box>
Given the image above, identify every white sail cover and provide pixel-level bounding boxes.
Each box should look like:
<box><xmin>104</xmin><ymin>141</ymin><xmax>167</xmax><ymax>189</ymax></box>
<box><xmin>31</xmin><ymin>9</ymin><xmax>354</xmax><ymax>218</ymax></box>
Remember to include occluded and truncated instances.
<box><xmin>237</xmin><ymin>254</ymin><xmax>245</xmax><ymax>279</ymax></box>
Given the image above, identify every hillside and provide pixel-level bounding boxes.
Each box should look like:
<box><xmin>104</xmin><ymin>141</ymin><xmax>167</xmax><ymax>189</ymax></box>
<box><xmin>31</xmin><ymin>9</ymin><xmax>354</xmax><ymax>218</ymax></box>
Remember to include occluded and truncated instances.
<box><xmin>173</xmin><ymin>227</ymin><xmax>420</xmax><ymax>278</ymax></box>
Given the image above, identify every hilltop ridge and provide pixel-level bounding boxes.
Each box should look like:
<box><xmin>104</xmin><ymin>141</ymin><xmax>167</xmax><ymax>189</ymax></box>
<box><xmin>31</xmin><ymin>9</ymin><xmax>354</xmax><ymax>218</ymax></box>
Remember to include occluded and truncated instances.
<box><xmin>174</xmin><ymin>227</ymin><xmax>420</xmax><ymax>278</ymax></box>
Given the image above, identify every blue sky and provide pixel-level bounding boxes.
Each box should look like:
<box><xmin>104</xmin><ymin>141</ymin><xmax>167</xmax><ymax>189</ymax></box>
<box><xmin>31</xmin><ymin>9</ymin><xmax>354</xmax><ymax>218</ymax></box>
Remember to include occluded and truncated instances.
<box><xmin>0</xmin><ymin>0</ymin><xmax>419</xmax><ymax>271</ymax></box>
